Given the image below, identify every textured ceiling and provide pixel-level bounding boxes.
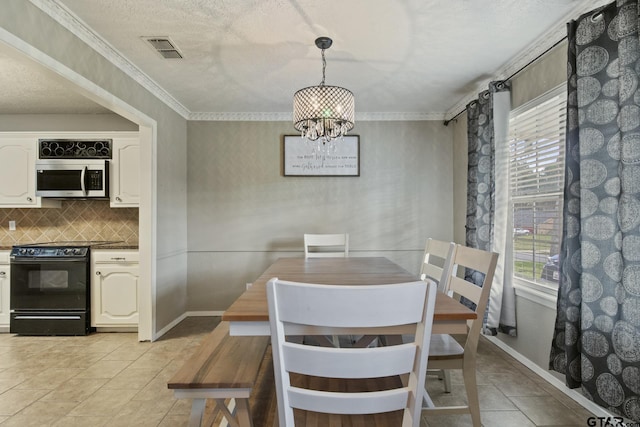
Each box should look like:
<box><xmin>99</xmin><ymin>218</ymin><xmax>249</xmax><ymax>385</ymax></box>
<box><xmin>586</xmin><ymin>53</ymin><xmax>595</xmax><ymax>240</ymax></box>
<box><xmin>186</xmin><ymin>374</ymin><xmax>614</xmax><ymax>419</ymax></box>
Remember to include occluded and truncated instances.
<box><xmin>1</xmin><ymin>0</ymin><xmax>609</xmax><ymax>118</ymax></box>
<box><xmin>0</xmin><ymin>46</ymin><xmax>110</xmax><ymax>114</ymax></box>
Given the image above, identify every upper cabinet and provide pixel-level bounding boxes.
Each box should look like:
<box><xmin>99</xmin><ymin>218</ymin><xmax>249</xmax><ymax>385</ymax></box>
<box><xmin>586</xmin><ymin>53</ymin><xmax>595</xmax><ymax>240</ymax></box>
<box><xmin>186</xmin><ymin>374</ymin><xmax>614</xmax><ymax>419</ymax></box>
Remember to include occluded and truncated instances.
<box><xmin>0</xmin><ymin>132</ymin><xmax>139</xmax><ymax>209</ymax></box>
<box><xmin>0</xmin><ymin>136</ymin><xmax>60</xmax><ymax>208</ymax></box>
<box><xmin>111</xmin><ymin>137</ymin><xmax>140</xmax><ymax>208</ymax></box>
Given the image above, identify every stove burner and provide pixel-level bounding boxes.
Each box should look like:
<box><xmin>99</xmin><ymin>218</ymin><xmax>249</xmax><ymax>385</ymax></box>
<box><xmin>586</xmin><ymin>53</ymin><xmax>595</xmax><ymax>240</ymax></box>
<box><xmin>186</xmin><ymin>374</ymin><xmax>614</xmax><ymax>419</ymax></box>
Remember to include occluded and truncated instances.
<box><xmin>11</xmin><ymin>246</ymin><xmax>89</xmax><ymax>258</ymax></box>
<box><xmin>11</xmin><ymin>241</ymin><xmax>123</xmax><ymax>258</ymax></box>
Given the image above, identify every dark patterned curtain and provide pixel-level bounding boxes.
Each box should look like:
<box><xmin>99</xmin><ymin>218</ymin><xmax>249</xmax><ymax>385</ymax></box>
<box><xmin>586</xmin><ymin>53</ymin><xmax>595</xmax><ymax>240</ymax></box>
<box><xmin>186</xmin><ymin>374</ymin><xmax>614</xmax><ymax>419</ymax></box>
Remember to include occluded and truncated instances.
<box><xmin>550</xmin><ymin>1</ymin><xmax>640</xmax><ymax>422</ymax></box>
<box><xmin>466</xmin><ymin>80</ymin><xmax>516</xmax><ymax>336</ymax></box>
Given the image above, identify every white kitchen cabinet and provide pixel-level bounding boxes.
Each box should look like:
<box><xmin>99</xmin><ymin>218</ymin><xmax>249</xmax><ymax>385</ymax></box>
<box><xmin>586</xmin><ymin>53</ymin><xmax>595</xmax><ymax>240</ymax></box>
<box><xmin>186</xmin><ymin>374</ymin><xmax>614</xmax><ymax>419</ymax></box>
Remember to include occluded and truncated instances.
<box><xmin>110</xmin><ymin>137</ymin><xmax>140</xmax><ymax>207</ymax></box>
<box><xmin>91</xmin><ymin>250</ymin><xmax>139</xmax><ymax>327</ymax></box>
<box><xmin>0</xmin><ymin>251</ymin><xmax>10</xmax><ymax>328</ymax></box>
<box><xmin>0</xmin><ymin>136</ymin><xmax>59</xmax><ymax>208</ymax></box>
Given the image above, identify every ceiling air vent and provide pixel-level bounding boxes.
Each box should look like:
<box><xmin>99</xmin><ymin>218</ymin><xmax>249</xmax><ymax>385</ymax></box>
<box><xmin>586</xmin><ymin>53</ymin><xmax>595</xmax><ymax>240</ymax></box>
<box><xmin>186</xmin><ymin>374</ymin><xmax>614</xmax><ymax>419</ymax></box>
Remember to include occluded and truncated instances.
<box><xmin>143</xmin><ymin>37</ymin><xmax>183</xmax><ymax>59</ymax></box>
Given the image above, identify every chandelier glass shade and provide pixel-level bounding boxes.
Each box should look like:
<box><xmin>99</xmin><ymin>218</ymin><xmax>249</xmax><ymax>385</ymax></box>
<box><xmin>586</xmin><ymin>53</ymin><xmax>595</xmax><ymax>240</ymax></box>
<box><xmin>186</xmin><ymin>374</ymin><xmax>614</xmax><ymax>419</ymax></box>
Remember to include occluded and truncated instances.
<box><xmin>293</xmin><ymin>37</ymin><xmax>354</xmax><ymax>143</ymax></box>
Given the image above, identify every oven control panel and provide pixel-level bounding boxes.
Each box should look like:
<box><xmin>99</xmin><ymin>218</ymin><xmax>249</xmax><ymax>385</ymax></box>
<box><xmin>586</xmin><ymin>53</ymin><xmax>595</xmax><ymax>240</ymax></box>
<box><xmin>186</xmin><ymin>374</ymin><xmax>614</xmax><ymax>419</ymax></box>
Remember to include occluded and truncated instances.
<box><xmin>10</xmin><ymin>247</ymin><xmax>89</xmax><ymax>258</ymax></box>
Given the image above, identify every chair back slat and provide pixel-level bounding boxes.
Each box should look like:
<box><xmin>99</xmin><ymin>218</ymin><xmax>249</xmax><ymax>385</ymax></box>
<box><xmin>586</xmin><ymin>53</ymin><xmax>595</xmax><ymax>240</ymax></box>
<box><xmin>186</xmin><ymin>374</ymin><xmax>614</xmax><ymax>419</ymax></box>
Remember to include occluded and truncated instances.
<box><xmin>449</xmin><ymin>276</ymin><xmax>482</xmax><ymax>305</ymax></box>
<box><xmin>283</xmin><ymin>342</ymin><xmax>417</xmax><ymax>378</ymax></box>
<box><xmin>289</xmin><ymin>386</ymin><xmax>409</xmax><ymax>415</ymax></box>
<box><xmin>454</xmin><ymin>244</ymin><xmax>495</xmax><ymax>273</ymax></box>
<box><xmin>273</xmin><ymin>280</ymin><xmax>427</xmax><ymax>327</ymax></box>
<box><xmin>304</xmin><ymin>233</ymin><xmax>349</xmax><ymax>258</ymax></box>
<box><xmin>420</xmin><ymin>264</ymin><xmax>442</xmax><ymax>283</ymax></box>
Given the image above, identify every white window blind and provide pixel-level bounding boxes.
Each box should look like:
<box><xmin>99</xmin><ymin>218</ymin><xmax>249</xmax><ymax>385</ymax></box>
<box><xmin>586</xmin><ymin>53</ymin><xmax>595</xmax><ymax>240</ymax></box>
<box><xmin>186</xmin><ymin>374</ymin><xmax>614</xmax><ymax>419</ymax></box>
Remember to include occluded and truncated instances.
<box><xmin>508</xmin><ymin>86</ymin><xmax>566</xmax><ymax>288</ymax></box>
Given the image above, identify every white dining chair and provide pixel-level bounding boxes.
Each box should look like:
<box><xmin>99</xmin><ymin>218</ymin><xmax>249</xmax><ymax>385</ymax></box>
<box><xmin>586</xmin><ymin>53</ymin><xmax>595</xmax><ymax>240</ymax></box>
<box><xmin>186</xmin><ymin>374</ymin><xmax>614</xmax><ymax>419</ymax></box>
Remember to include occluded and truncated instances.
<box><xmin>420</xmin><ymin>238</ymin><xmax>457</xmax><ymax>392</ymax></box>
<box><xmin>303</xmin><ymin>233</ymin><xmax>349</xmax><ymax>258</ymax></box>
<box><xmin>423</xmin><ymin>245</ymin><xmax>499</xmax><ymax>427</ymax></box>
<box><xmin>266</xmin><ymin>277</ymin><xmax>437</xmax><ymax>427</ymax></box>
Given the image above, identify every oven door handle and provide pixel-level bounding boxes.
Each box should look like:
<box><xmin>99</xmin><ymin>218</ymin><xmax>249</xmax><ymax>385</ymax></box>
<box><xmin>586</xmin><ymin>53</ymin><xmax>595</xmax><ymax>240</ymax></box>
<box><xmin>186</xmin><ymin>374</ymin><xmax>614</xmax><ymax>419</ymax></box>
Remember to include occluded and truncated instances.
<box><xmin>81</xmin><ymin>166</ymin><xmax>87</xmax><ymax>195</ymax></box>
<box><xmin>13</xmin><ymin>315</ymin><xmax>82</xmax><ymax>320</ymax></box>
<box><xmin>10</xmin><ymin>258</ymin><xmax>88</xmax><ymax>263</ymax></box>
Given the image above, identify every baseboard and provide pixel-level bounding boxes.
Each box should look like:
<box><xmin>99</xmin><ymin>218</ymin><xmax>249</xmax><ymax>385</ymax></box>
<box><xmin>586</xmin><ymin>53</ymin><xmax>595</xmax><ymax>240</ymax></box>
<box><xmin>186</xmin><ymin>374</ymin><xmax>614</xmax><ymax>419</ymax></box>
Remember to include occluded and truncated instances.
<box><xmin>485</xmin><ymin>335</ymin><xmax>613</xmax><ymax>419</ymax></box>
<box><xmin>154</xmin><ymin>311</ymin><xmax>225</xmax><ymax>340</ymax></box>
<box><xmin>154</xmin><ymin>312</ymin><xmax>189</xmax><ymax>340</ymax></box>
<box><xmin>96</xmin><ymin>326</ymin><xmax>137</xmax><ymax>333</ymax></box>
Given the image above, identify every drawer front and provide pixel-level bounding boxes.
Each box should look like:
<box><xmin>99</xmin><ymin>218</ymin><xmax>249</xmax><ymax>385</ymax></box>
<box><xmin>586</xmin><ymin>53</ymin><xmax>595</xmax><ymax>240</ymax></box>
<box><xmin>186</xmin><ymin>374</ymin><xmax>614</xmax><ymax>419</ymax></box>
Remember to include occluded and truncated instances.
<box><xmin>92</xmin><ymin>250</ymin><xmax>139</xmax><ymax>264</ymax></box>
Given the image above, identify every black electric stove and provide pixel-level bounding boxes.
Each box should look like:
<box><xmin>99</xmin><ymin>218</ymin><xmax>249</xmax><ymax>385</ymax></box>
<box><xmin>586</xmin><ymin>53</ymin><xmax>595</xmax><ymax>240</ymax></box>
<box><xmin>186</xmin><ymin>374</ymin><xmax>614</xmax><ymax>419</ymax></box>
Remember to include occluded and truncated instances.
<box><xmin>9</xmin><ymin>241</ymin><xmax>121</xmax><ymax>336</ymax></box>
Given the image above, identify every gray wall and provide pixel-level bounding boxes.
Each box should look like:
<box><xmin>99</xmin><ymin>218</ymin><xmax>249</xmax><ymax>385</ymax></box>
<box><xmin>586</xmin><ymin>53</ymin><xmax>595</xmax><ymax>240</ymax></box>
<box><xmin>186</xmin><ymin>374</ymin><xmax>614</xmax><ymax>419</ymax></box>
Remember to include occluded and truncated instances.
<box><xmin>451</xmin><ymin>41</ymin><xmax>567</xmax><ymax>368</ymax></box>
<box><xmin>2</xmin><ymin>2</ymin><xmax>188</xmax><ymax>335</ymax></box>
<box><xmin>187</xmin><ymin>120</ymin><xmax>454</xmax><ymax>311</ymax></box>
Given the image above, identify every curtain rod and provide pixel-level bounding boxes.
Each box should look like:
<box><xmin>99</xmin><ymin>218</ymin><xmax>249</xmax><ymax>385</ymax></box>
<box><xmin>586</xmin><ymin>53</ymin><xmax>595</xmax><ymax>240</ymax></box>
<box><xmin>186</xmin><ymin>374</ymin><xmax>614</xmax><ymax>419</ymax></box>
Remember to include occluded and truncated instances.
<box><xmin>443</xmin><ymin>35</ymin><xmax>568</xmax><ymax>126</ymax></box>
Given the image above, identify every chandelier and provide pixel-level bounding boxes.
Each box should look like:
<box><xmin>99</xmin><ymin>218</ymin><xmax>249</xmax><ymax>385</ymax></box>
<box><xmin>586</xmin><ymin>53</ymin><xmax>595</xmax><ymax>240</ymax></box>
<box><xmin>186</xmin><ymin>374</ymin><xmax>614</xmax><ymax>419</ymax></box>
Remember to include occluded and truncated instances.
<box><xmin>293</xmin><ymin>37</ymin><xmax>355</xmax><ymax>146</ymax></box>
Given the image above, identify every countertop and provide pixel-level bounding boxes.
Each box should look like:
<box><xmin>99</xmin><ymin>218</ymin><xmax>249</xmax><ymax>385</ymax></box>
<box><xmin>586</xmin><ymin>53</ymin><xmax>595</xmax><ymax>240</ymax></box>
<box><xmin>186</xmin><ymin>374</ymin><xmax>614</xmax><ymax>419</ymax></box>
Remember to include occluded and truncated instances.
<box><xmin>0</xmin><ymin>243</ymin><xmax>138</xmax><ymax>251</ymax></box>
<box><xmin>91</xmin><ymin>244</ymin><xmax>139</xmax><ymax>250</ymax></box>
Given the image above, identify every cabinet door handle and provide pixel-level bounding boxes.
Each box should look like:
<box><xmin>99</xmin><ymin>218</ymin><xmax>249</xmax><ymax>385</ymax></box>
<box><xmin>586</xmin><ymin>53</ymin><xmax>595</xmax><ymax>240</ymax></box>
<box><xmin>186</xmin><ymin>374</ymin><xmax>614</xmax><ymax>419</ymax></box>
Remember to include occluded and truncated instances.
<box><xmin>95</xmin><ymin>271</ymin><xmax>101</xmax><ymax>276</ymax></box>
<box><xmin>116</xmin><ymin>196</ymin><xmax>122</xmax><ymax>202</ymax></box>
<box><xmin>0</xmin><ymin>271</ymin><xmax>5</xmax><ymax>276</ymax></box>
<box><xmin>27</xmin><ymin>197</ymin><xmax>33</xmax><ymax>202</ymax></box>
<box><xmin>110</xmin><ymin>257</ymin><xmax>126</xmax><ymax>261</ymax></box>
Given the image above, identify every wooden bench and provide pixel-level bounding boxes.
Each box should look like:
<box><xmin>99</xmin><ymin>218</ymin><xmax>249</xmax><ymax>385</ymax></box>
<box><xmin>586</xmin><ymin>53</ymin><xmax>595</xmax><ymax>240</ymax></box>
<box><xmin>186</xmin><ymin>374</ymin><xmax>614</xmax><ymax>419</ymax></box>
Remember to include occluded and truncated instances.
<box><xmin>167</xmin><ymin>321</ymin><xmax>270</xmax><ymax>427</ymax></box>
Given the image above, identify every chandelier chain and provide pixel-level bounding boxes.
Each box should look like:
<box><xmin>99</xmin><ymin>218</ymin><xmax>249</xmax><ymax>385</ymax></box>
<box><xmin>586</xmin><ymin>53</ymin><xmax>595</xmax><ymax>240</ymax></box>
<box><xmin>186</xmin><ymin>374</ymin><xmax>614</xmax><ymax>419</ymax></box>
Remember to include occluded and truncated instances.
<box><xmin>320</xmin><ymin>48</ymin><xmax>326</xmax><ymax>86</ymax></box>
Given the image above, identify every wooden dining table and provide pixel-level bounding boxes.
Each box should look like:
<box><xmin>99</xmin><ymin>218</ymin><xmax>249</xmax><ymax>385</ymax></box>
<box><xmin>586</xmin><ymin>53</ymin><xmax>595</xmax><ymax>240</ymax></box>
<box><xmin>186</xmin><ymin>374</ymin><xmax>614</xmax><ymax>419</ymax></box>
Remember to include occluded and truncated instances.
<box><xmin>222</xmin><ymin>257</ymin><xmax>476</xmax><ymax>337</ymax></box>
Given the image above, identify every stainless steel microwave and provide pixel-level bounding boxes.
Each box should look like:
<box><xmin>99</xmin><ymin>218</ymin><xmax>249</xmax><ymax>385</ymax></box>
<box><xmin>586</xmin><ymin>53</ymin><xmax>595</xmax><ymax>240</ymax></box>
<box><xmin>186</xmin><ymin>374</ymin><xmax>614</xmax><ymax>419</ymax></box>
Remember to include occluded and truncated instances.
<box><xmin>35</xmin><ymin>159</ymin><xmax>109</xmax><ymax>198</ymax></box>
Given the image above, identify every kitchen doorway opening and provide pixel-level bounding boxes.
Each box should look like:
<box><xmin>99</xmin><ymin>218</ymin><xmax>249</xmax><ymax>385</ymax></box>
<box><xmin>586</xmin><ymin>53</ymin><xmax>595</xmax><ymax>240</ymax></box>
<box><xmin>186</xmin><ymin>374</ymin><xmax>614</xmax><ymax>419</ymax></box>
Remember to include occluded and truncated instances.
<box><xmin>0</xmin><ymin>29</ymin><xmax>157</xmax><ymax>341</ymax></box>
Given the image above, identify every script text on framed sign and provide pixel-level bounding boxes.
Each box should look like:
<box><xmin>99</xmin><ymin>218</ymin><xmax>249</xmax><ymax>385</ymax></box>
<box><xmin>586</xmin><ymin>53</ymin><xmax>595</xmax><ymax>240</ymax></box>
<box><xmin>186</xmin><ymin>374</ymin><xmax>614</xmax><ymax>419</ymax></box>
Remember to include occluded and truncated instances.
<box><xmin>283</xmin><ymin>135</ymin><xmax>360</xmax><ymax>177</ymax></box>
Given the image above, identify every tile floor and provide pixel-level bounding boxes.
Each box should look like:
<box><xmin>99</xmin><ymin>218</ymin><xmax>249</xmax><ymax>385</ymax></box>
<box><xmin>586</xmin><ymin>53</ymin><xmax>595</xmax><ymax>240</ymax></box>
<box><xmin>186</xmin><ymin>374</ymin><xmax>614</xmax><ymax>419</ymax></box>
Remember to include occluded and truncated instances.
<box><xmin>0</xmin><ymin>317</ymin><xmax>597</xmax><ymax>426</ymax></box>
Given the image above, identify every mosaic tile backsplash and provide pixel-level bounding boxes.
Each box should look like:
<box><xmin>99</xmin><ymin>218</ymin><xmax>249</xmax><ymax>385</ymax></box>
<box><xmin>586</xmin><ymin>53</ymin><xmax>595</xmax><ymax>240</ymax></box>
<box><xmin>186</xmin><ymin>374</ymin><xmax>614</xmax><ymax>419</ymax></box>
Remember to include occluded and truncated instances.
<box><xmin>0</xmin><ymin>200</ymin><xmax>138</xmax><ymax>247</ymax></box>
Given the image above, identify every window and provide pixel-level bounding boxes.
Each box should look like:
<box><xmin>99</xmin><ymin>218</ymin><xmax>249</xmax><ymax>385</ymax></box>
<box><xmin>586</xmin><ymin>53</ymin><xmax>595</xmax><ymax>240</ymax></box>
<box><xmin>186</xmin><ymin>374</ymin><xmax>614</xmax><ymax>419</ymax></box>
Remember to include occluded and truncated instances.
<box><xmin>508</xmin><ymin>85</ymin><xmax>566</xmax><ymax>290</ymax></box>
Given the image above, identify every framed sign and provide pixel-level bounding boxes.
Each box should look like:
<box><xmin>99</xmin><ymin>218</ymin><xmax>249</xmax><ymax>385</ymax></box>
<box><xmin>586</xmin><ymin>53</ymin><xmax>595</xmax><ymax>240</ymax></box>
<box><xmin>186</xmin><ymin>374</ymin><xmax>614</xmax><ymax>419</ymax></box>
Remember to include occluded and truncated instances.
<box><xmin>283</xmin><ymin>135</ymin><xmax>360</xmax><ymax>176</ymax></box>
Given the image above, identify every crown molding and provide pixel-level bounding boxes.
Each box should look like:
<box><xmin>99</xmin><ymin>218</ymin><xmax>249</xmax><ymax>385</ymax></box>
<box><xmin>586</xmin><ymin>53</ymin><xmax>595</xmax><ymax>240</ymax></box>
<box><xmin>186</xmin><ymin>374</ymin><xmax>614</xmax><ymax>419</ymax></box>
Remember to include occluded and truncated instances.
<box><xmin>357</xmin><ymin>111</ymin><xmax>445</xmax><ymax>121</ymax></box>
<box><xmin>29</xmin><ymin>0</ymin><xmax>191</xmax><ymax>119</ymax></box>
<box><xmin>444</xmin><ymin>0</ymin><xmax>611</xmax><ymax>122</ymax></box>
<box><xmin>188</xmin><ymin>112</ymin><xmax>292</xmax><ymax>121</ymax></box>
<box><xmin>189</xmin><ymin>111</ymin><xmax>445</xmax><ymax>121</ymax></box>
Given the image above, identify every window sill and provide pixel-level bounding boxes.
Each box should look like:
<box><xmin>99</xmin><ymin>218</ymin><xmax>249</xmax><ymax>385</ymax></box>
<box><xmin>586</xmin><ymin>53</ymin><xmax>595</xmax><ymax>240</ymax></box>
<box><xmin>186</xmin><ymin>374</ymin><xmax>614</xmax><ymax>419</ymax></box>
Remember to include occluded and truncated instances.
<box><xmin>513</xmin><ymin>278</ymin><xmax>558</xmax><ymax>309</ymax></box>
